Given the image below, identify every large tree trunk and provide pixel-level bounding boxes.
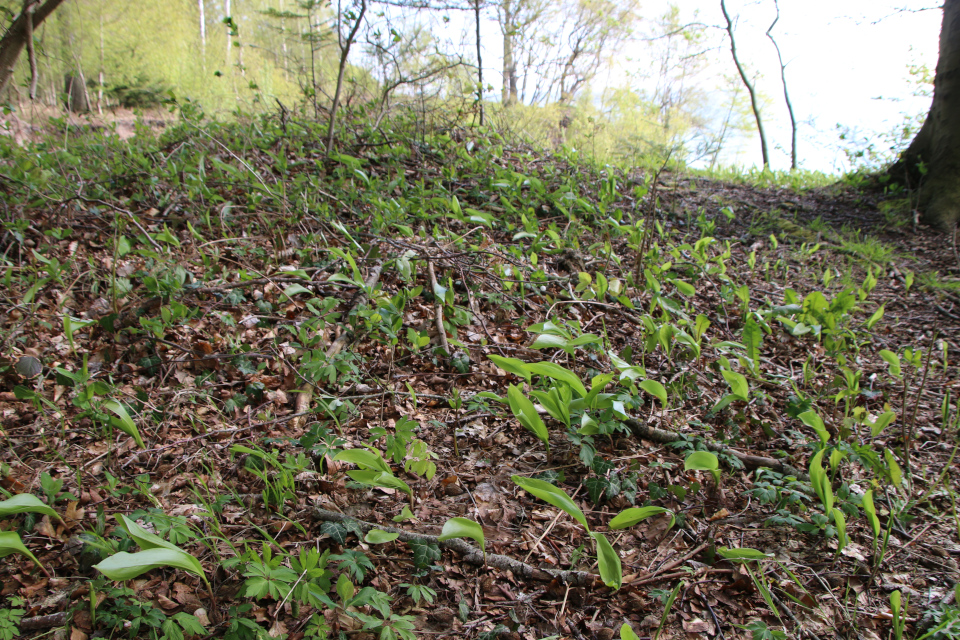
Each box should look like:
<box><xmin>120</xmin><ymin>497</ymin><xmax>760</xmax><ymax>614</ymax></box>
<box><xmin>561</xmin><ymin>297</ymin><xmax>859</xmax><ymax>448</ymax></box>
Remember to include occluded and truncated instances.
<box><xmin>0</xmin><ymin>0</ymin><xmax>68</xmax><ymax>98</ymax></box>
<box><xmin>890</xmin><ymin>0</ymin><xmax>960</xmax><ymax>230</ymax></box>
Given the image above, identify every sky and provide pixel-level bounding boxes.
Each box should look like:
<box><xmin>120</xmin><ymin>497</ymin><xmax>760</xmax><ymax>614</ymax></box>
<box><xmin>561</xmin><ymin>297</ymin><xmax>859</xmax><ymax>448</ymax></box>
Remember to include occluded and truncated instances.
<box><xmin>457</xmin><ymin>0</ymin><xmax>943</xmax><ymax>173</ymax></box>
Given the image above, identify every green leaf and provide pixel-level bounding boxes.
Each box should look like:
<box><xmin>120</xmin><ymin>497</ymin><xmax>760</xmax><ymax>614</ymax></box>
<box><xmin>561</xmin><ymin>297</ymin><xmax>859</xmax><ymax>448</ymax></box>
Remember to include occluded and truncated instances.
<box><xmin>524</xmin><ymin>362</ymin><xmax>588</xmax><ymax>397</ymax></box>
<box><xmin>336</xmin><ymin>573</ymin><xmax>355</xmax><ymax>603</ymax></box>
<box><xmin>94</xmin><ymin>548</ymin><xmax>205</xmax><ymax>583</ymax></box>
<box><xmin>672</xmin><ymin>279</ymin><xmax>696</xmax><ymax>297</ymax></box>
<box><xmin>438</xmin><ymin>517</ymin><xmax>485</xmax><ymax>559</ymax></box>
<box><xmin>720</xmin><ymin>368</ymin><xmax>749</xmax><ymax>400</ymax></box>
<box><xmin>346</xmin><ymin>470</ymin><xmax>412</xmax><ymax>498</ymax></box>
<box><xmin>638</xmin><ymin>380</ymin><xmax>667</xmax><ymax>407</ymax></box>
<box><xmin>608</xmin><ymin>506</ymin><xmax>672</xmax><ymax>530</ymax></box>
<box><xmin>884</xmin><ymin>449</ymin><xmax>902</xmax><ymax>487</ymax></box>
<box><xmin>487</xmin><ymin>355</ymin><xmax>532</xmax><ymax>383</ymax></box>
<box><xmin>869</xmin><ymin>411</ymin><xmax>896</xmax><ymax>437</ymax></box>
<box><xmin>364</xmin><ymin>529</ymin><xmax>400</xmax><ymax>544</ymax></box>
<box><xmin>116</xmin><ymin>514</ymin><xmax>180</xmax><ymax>552</ymax></box>
<box><xmin>716</xmin><ymin>546</ymin><xmax>772</xmax><ymax>561</ymax></box>
<box><xmin>865</xmin><ymin>304</ymin><xmax>885</xmax><ymax>329</ymax></box>
<box><xmin>281</xmin><ymin>284</ymin><xmax>313</xmax><ymax>300</ymax></box>
<box><xmin>621</xmin><ymin>623</ymin><xmax>641</xmax><ymax>640</ymax></box>
<box><xmin>591</xmin><ymin>532</ymin><xmax>622</xmax><ymax>590</ymax></box>
<box><xmin>809</xmin><ymin>450</ymin><xmax>834</xmax><ymax>513</ymax></box>
<box><xmin>103</xmin><ymin>400</ymin><xmax>145</xmax><ymax>449</ymax></box>
<box><xmin>832</xmin><ymin>507</ymin><xmax>847</xmax><ymax>551</ymax></box>
<box><xmin>334</xmin><ymin>449</ymin><xmax>391</xmax><ymax>473</ymax></box>
<box><xmin>862</xmin><ymin>490</ymin><xmax>881</xmax><ymax>539</ymax></box>
<box><xmin>531</xmin><ymin>334</ymin><xmax>569</xmax><ymax>350</ymax></box>
<box><xmin>0</xmin><ymin>494</ymin><xmax>59</xmax><ymax>520</ymax></box>
<box><xmin>684</xmin><ymin>451</ymin><xmax>720</xmax><ymax>485</ymax></box>
<box><xmin>0</xmin><ymin>531</ymin><xmax>44</xmax><ymax>570</ymax></box>
<box><xmin>879</xmin><ymin>350</ymin><xmax>902</xmax><ymax>378</ymax></box>
<box><xmin>393</xmin><ymin>506</ymin><xmax>417</xmax><ymax>522</ymax></box>
<box><xmin>798</xmin><ymin>410</ymin><xmax>830</xmax><ymax>444</ymax></box>
<box><xmin>507</xmin><ymin>384</ymin><xmax>550</xmax><ymax>449</ymax></box>
<box><xmin>511</xmin><ymin>475</ymin><xmax>589</xmax><ymax>531</ymax></box>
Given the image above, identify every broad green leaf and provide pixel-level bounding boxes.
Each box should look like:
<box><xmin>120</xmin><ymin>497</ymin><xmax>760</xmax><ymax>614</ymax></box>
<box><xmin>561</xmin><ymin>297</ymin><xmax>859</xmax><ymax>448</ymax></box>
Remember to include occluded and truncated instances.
<box><xmin>94</xmin><ymin>548</ymin><xmax>205</xmax><ymax>583</ymax></box>
<box><xmin>674</xmin><ymin>330</ymin><xmax>701</xmax><ymax>358</ymax></box>
<box><xmin>0</xmin><ymin>494</ymin><xmax>59</xmax><ymax>520</ymax></box>
<box><xmin>798</xmin><ymin>410</ymin><xmax>830</xmax><ymax>444</ymax></box>
<box><xmin>346</xmin><ymin>470</ymin><xmax>412</xmax><ymax>498</ymax></box>
<box><xmin>393</xmin><ymin>506</ymin><xmax>417</xmax><ymax>522</ymax></box>
<box><xmin>524</xmin><ymin>362</ymin><xmax>588</xmax><ymax>397</ymax></box>
<box><xmin>103</xmin><ymin>400</ymin><xmax>145</xmax><ymax>449</ymax></box>
<box><xmin>884</xmin><ymin>449</ymin><xmax>902</xmax><ymax>487</ymax></box>
<box><xmin>720</xmin><ymin>369</ymin><xmax>749</xmax><ymax>400</ymax></box>
<box><xmin>869</xmin><ymin>411</ymin><xmax>896</xmax><ymax>437</ymax></box>
<box><xmin>865</xmin><ymin>304</ymin><xmax>885</xmax><ymax>329</ymax></box>
<box><xmin>530</xmin><ymin>388</ymin><xmax>571</xmax><ymax>428</ymax></box>
<box><xmin>507</xmin><ymin>385</ymin><xmax>549</xmax><ymax>449</ymax></box>
<box><xmin>879</xmin><ymin>350</ymin><xmax>902</xmax><ymax>378</ymax></box>
<box><xmin>336</xmin><ymin>573</ymin><xmax>355</xmax><ymax>603</ymax></box>
<box><xmin>334</xmin><ymin>449</ymin><xmax>391</xmax><ymax>473</ymax></box>
<box><xmin>809</xmin><ymin>450</ymin><xmax>834</xmax><ymax>513</ymax></box>
<box><xmin>608</xmin><ymin>507</ymin><xmax>672</xmax><ymax>530</ymax></box>
<box><xmin>117</xmin><ymin>514</ymin><xmax>180</xmax><ymax>552</ymax></box>
<box><xmin>281</xmin><ymin>284</ymin><xmax>313</xmax><ymax>300</ymax></box>
<box><xmin>672</xmin><ymin>279</ymin><xmax>696</xmax><ymax>297</ymax></box>
<box><xmin>364</xmin><ymin>529</ymin><xmax>400</xmax><ymax>544</ymax></box>
<box><xmin>530</xmin><ymin>334</ymin><xmax>569</xmax><ymax>350</ymax></box>
<box><xmin>487</xmin><ymin>355</ymin><xmax>532</xmax><ymax>383</ymax></box>
<box><xmin>638</xmin><ymin>380</ymin><xmax>667</xmax><ymax>407</ymax></box>
<box><xmin>511</xmin><ymin>475</ymin><xmax>589</xmax><ymax>531</ymax></box>
<box><xmin>0</xmin><ymin>531</ymin><xmax>44</xmax><ymax>570</ymax></box>
<box><xmin>832</xmin><ymin>507</ymin><xmax>847</xmax><ymax>551</ymax></box>
<box><xmin>438</xmin><ymin>517</ymin><xmax>486</xmax><ymax>560</ymax></box>
<box><xmin>862</xmin><ymin>490</ymin><xmax>881</xmax><ymax>539</ymax></box>
<box><xmin>621</xmin><ymin>623</ymin><xmax>641</xmax><ymax>640</ymax></box>
<box><xmin>742</xmin><ymin>316</ymin><xmax>761</xmax><ymax>370</ymax></box>
<box><xmin>591</xmin><ymin>532</ymin><xmax>622</xmax><ymax>590</ymax></box>
<box><xmin>716</xmin><ymin>547</ymin><xmax>772</xmax><ymax>561</ymax></box>
<box><xmin>684</xmin><ymin>451</ymin><xmax>720</xmax><ymax>485</ymax></box>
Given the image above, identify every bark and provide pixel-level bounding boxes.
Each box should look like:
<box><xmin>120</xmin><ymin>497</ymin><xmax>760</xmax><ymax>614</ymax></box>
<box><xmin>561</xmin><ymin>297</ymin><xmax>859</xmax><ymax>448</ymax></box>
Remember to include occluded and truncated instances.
<box><xmin>0</xmin><ymin>0</ymin><xmax>67</xmax><ymax>97</ymax></box>
<box><xmin>500</xmin><ymin>0</ymin><xmax>518</xmax><ymax>105</ymax></box>
<box><xmin>720</xmin><ymin>0</ymin><xmax>769</xmax><ymax>168</ymax></box>
<box><xmin>475</xmin><ymin>0</ymin><xmax>484</xmax><ymax>125</ymax></box>
<box><xmin>890</xmin><ymin>0</ymin><xmax>960</xmax><ymax>230</ymax></box>
<box><xmin>766</xmin><ymin>0</ymin><xmax>796</xmax><ymax>170</ymax></box>
<box><xmin>325</xmin><ymin>0</ymin><xmax>366</xmax><ymax>155</ymax></box>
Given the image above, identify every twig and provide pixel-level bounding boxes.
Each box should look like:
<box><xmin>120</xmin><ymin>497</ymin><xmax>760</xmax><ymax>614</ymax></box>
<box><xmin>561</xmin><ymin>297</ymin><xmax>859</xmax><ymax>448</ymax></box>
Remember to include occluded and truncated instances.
<box><xmin>623</xmin><ymin>417</ymin><xmax>809</xmax><ymax>481</ymax></box>
<box><xmin>311</xmin><ymin>507</ymin><xmax>596</xmax><ymax>587</ymax></box>
<box><xmin>426</xmin><ymin>255</ymin><xmax>451</xmax><ymax>362</ymax></box>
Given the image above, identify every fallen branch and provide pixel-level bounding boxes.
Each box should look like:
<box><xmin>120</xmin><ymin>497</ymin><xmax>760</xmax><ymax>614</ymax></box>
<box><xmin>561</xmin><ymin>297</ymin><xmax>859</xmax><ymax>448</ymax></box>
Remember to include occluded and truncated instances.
<box><xmin>312</xmin><ymin>507</ymin><xmax>596</xmax><ymax>587</ymax></box>
<box><xmin>293</xmin><ymin>265</ymin><xmax>383</xmax><ymax>428</ymax></box>
<box><xmin>623</xmin><ymin>417</ymin><xmax>809</xmax><ymax>481</ymax></box>
<box><xmin>426</xmin><ymin>256</ymin><xmax>451</xmax><ymax>364</ymax></box>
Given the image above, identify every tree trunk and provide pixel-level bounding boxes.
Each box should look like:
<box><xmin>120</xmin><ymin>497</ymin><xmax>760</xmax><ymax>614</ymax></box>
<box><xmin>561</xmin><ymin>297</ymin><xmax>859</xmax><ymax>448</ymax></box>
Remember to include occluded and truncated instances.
<box><xmin>890</xmin><ymin>0</ymin><xmax>960</xmax><ymax>230</ymax></box>
<box><xmin>720</xmin><ymin>0</ymin><xmax>769</xmax><ymax>168</ymax></box>
<box><xmin>0</xmin><ymin>0</ymin><xmax>67</xmax><ymax>97</ymax></box>
<box><xmin>501</xmin><ymin>0</ymin><xmax>518</xmax><ymax>105</ymax></box>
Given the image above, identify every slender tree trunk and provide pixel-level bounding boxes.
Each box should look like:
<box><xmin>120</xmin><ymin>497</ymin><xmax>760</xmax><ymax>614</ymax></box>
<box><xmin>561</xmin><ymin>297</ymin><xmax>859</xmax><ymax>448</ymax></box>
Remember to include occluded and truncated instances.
<box><xmin>0</xmin><ymin>0</ymin><xmax>67</xmax><ymax>98</ymax></box>
<box><xmin>501</xmin><ymin>0</ymin><xmax>517</xmax><ymax>105</ymax></box>
<box><xmin>198</xmin><ymin>0</ymin><xmax>206</xmax><ymax>73</ymax></box>
<box><xmin>890</xmin><ymin>0</ymin><xmax>960</xmax><ymax>230</ymax></box>
<box><xmin>325</xmin><ymin>0</ymin><xmax>367</xmax><ymax>155</ymax></box>
<box><xmin>720</xmin><ymin>0</ymin><xmax>769</xmax><ymax>168</ymax></box>
<box><xmin>25</xmin><ymin>0</ymin><xmax>38</xmax><ymax>100</ymax></box>
<box><xmin>766</xmin><ymin>0</ymin><xmax>796</xmax><ymax>169</ymax></box>
<box><xmin>475</xmin><ymin>0</ymin><xmax>483</xmax><ymax>125</ymax></box>
<box><xmin>97</xmin><ymin>1</ymin><xmax>104</xmax><ymax>113</ymax></box>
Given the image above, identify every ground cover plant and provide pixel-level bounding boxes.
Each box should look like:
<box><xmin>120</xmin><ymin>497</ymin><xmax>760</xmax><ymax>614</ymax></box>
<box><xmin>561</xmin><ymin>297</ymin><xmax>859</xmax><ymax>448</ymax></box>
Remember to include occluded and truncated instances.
<box><xmin>0</xmin><ymin>108</ymin><xmax>959</xmax><ymax>640</ymax></box>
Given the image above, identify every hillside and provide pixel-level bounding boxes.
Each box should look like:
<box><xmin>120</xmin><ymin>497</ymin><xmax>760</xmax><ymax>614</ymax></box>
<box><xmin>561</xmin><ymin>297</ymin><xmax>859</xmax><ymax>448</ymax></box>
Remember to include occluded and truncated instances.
<box><xmin>0</xmin><ymin>113</ymin><xmax>958</xmax><ymax>640</ymax></box>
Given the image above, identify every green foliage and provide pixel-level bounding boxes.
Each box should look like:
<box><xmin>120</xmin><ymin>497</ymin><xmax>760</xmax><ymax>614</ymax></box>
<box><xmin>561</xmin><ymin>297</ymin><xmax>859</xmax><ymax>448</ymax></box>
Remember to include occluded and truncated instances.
<box><xmin>0</xmin><ymin>597</ymin><xmax>24</xmax><ymax>640</ymax></box>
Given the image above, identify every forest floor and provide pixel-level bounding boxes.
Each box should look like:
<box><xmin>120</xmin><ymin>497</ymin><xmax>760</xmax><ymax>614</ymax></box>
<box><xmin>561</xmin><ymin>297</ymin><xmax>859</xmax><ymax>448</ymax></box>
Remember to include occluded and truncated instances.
<box><xmin>1</xmin><ymin>113</ymin><xmax>959</xmax><ymax>640</ymax></box>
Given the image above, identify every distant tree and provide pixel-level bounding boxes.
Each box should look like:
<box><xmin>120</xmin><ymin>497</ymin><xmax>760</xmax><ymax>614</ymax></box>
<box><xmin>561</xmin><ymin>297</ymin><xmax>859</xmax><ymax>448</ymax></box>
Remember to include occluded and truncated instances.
<box><xmin>890</xmin><ymin>0</ymin><xmax>960</xmax><ymax>230</ymax></box>
<box><xmin>0</xmin><ymin>0</ymin><xmax>68</xmax><ymax>98</ymax></box>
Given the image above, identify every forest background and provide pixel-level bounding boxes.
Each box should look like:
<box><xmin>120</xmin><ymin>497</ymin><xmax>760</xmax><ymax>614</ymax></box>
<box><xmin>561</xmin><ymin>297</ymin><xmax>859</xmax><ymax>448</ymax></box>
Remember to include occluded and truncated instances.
<box><xmin>0</xmin><ymin>0</ymin><xmax>943</xmax><ymax>175</ymax></box>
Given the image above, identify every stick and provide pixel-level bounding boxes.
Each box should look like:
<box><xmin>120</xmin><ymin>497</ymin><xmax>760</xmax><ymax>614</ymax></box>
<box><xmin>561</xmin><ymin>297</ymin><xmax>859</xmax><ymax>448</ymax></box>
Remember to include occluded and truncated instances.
<box><xmin>292</xmin><ymin>264</ymin><xmax>383</xmax><ymax>428</ymax></box>
<box><xmin>426</xmin><ymin>257</ymin><xmax>451</xmax><ymax>363</ymax></box>
<box><xmin>623</xmin><ymin>417</ymin><xmax>809</xmax><ymax>481</ymax></box>
<box><xmin>312</xmin><ymin>507</ymin><xmax>596</xmax><ymax>587</ymax></box>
